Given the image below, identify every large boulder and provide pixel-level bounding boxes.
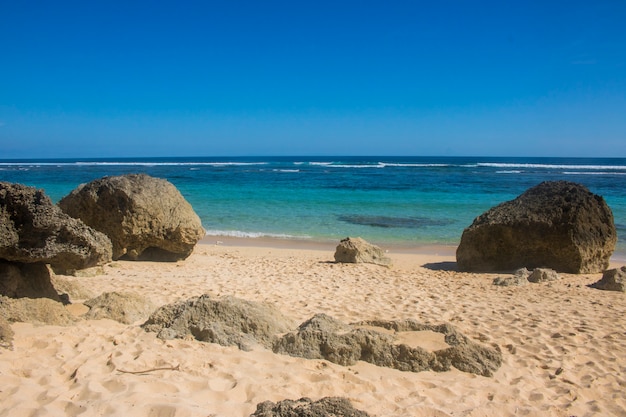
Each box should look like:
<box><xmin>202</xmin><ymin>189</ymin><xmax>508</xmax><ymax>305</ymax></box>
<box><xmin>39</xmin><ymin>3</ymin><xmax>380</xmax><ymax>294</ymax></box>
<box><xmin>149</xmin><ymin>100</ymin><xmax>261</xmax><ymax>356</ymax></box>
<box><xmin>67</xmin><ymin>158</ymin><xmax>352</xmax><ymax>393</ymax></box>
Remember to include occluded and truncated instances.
<box><xmin>142</xmin><ymin>294</ymin><xmax>297</xmax><ymax>351</ymax></box>
<box><xmin>58</xmin><ymin>174</ymin><xmax>205</xmax><ymax>261</ymax></box>
<box><xmin>0</xmin><ymin>182</ymin><xmax>113</xmax><ymax>272</ymax></box>
<box><xmin>334</xmin><ymin>237</ymin><xmax>391</xmax><ymax>266</ymax></box>
<box><xmin>251</xmin><ymin>397</ymin><xmax>371</xmax><ymax>417</ymax></box>
<box><xmin>456</xmin><ymin>181</ymin><xmax>616</xmax><ymax>273</ymax></box>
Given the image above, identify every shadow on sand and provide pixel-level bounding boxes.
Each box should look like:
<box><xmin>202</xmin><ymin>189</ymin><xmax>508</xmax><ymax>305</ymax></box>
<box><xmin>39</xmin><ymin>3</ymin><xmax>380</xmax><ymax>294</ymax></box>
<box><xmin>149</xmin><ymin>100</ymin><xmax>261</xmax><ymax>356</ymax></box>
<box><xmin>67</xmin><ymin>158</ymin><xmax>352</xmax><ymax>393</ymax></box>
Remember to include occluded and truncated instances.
<box><xmin>422</xmin><ymin>261</ymin><xmax>458</xmax><ymax>271</ymax></box>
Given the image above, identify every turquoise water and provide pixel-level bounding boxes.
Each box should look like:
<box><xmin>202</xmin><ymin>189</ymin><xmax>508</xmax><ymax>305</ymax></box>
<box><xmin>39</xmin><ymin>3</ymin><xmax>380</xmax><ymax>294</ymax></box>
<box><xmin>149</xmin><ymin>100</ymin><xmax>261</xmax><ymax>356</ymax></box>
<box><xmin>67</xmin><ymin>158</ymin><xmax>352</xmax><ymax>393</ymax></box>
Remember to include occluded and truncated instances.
<box><xmin>1</xmin><ymin>156</ymin><xmax>625</xmax><ymax>254</ymax></box>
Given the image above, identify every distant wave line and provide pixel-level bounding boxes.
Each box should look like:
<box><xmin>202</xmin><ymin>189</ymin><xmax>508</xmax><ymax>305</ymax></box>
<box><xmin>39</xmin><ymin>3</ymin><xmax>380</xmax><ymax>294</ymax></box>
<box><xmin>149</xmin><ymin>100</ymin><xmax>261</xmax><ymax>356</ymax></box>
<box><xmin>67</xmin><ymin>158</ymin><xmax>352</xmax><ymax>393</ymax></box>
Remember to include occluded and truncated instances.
<box><xmin>0</xmin><ymin>161</ymin><xmax>271</xmax><ymax>167</ymax></box>
<box><xmin>205</xmin><ymin>229</ymin><xmax>312</xmax><ymax>239</ymax></box>
<box><xmin>331</xmin><ymin>163</ymin><xmax>386</xmax><ymax>169</ymax></box>
<box><xmin>478</xmin><ymin>163</ymin><xmax>626</xmax><ymax>170</ymax></box>
<box><xmin>309</xmin><ymin>162</ymin><xmax>449</xmax><ymax>168</ymax></box>
<box><xmin>2</xmin><ymin>160</ymin><xmax>625</xmax><ymax>171</ymax></box>
<box><xmin>380</xmin><ymin>163</ymin><xmax>450</xmax><ymax>167</ymax></box>
<box><xmin>562</xmin><ymin>171</ymin><xmax>626</xmax><ymax>176</ymax></box>
<box><xmin>75</xmin><ymin>161</ymin><xmax>270</xmax><ymax>167</ymax></box>
<box><xmin>308</xmin><ymin>162</ymin><xmax>334</xmax><ymax>166</ymax></box>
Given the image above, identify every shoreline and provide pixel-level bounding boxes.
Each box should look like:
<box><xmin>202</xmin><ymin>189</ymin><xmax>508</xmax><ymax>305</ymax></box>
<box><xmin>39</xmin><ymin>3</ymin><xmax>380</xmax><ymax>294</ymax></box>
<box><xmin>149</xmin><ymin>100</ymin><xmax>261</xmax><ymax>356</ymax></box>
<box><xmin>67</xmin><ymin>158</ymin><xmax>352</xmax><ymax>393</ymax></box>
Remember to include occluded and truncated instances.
<box><xmin>200</xmin><ymin>235</ymin><xmax>626</xmax><ymax>265</ymax></box>
<box><xmin>201</xmin><ymin>235</ymin><xmax>457</xmax><ymax>256</ymax></box>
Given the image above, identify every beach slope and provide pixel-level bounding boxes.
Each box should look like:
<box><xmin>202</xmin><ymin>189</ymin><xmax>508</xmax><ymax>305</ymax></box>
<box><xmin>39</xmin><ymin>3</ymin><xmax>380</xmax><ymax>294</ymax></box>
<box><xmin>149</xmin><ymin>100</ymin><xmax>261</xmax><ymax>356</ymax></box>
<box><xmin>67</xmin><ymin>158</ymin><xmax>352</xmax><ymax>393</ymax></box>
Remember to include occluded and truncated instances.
<box><xmin>1</xmin><ymin>241</ymin><xmax>625</xmax><ymax>417</ymax></box>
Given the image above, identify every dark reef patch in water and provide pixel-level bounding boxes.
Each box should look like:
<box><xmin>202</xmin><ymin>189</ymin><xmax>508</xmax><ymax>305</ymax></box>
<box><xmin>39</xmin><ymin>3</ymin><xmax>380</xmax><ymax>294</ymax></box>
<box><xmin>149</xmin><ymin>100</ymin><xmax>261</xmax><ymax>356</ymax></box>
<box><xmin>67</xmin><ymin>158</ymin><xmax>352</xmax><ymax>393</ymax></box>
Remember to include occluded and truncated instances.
<box><xmin>338</xmin><ymin>214</ymin><xmax>455</xmax><ymax>229</ymax></box>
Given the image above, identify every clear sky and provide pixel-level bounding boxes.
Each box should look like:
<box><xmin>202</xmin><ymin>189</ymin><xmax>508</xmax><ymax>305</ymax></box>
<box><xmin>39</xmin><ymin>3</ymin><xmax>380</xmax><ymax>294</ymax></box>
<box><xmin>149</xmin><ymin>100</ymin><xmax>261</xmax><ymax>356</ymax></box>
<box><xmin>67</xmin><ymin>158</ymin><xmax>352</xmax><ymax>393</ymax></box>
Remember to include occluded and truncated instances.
<box><xmin>1</xmin><ymin>1</ymin><xmax>625</xmax><ymax>158</ymax></box>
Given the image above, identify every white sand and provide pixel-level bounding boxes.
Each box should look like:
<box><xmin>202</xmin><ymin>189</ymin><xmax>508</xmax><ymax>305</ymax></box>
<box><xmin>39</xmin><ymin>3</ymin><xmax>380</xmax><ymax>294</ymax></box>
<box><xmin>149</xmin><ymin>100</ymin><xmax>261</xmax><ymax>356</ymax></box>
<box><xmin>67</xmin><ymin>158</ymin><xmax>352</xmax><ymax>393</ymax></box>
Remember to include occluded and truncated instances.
<box><xmin>1</xmin><ymin>240</ymin><xmax>625</xmax><ymax>417</ymax></box>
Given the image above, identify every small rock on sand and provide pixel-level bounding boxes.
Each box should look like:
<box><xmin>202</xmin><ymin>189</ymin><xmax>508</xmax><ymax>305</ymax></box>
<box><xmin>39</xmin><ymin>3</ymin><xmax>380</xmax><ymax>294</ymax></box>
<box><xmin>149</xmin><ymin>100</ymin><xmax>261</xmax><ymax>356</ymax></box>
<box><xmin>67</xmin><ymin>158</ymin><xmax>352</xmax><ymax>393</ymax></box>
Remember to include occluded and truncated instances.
<box><xmin>250</xmin><ymin>396</ymin><xmax>372</xmax><ymax>417</ymax></box>
<box><xmin>590</xmin><ymin>266</ymin><xmax>626</xmax><ymax>292</ymax></box>
<box><xmin>83</xmin><ymin>291</ymin><xmax>157</xmax><ymax>324</ymax></box>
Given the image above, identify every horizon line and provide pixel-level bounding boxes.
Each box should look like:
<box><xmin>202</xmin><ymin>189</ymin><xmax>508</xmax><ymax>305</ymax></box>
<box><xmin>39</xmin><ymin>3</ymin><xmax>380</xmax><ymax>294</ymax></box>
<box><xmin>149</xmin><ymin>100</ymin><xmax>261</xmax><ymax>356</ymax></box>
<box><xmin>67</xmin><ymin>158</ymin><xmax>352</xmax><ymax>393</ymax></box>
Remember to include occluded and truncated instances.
<box><xmin>2</xmin><ymin>155</ymin><xmax>626</xmax><ymax>162</ymax></box>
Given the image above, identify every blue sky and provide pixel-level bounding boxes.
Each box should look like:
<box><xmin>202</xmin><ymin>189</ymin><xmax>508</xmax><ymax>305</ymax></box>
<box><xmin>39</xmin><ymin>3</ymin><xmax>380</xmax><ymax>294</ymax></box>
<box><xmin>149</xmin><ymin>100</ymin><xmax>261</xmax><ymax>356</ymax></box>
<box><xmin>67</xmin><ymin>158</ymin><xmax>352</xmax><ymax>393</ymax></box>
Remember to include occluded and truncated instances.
<box><xmin>1</xmin><ymin>1</ymin><xmax>625</xmax><ymax>158</ymax></box>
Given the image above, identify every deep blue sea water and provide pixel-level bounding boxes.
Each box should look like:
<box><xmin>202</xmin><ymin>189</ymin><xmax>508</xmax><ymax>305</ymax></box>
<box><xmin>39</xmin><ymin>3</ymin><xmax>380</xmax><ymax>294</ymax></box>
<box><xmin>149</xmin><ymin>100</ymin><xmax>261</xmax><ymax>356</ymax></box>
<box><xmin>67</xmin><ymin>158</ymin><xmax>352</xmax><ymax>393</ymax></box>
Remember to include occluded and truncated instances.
<box><xmin>1</xmin><ymin>156</ymin><xmax>625</xmax><ymax>255</ymax></box>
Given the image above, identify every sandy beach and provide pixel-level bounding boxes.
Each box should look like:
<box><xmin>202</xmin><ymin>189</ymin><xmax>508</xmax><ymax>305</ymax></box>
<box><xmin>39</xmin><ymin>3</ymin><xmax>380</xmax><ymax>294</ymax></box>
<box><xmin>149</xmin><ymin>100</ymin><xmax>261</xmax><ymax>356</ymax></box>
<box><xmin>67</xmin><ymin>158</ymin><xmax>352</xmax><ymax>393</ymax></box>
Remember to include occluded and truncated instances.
<box><xmin>1</xmin><ymin>238</ymin><xmax>626</xmax><ymax>417</ymax></box>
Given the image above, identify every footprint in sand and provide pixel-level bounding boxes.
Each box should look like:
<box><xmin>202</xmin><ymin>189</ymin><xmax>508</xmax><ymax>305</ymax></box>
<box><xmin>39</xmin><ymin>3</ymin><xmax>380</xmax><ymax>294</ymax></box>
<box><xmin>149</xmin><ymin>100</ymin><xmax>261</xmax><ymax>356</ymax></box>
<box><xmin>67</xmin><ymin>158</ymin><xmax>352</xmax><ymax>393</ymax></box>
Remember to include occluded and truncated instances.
<box><xmin>208</xmin><ymin>372</ymin><xmax>237</xmax><ymax>391</ymax></box>
<box><xmin>102</xmin><ymin>378</ymin><xmax>127</xmax><ymax>394</ymax></box>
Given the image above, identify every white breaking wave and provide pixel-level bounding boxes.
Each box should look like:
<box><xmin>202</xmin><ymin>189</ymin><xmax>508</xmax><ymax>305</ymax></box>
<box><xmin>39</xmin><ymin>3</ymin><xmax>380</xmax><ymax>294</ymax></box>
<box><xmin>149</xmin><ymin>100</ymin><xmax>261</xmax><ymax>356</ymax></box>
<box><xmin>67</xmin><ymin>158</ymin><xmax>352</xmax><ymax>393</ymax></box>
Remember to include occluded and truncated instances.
<box><xmin>78</xmin><ymin>161</ymin><xmax>269</xmax><ymax>167</ymax></box>
<box><xmin>478</xmin><ymin>163</ymin><xmax>626</xmax><ymax>170</ymax></box>
<box><xmin>563</xmin><ymin>171</ymin><xmax>626</xmax><ymax>176</ymax></box>
<box><xmin>380</xmin><ymin>163</ymin><xmax>450</xmax><ymax>167</ymax></box>
<box><xmin>205</xmin><ymin>230</ymin><xmax>311</xmax><ymax>239</ymax></box>
<box><xmin>0</xmin><ymin>161</ymin><xmax>270</xmax><ymax>167</ymax></box>
<box><xmin>331</xmin><ymin>163</ymin><xmax>386</xmax><ymax>169</ymax></box>
<box><xmin>0</xmin><ymin>162</ymin><xmax>62</xmax><ymax>166</ymax></box>
<box><xmin>307</xmin><ymin>161</ymin><xmax>385</xmax><ymax>168</ymax></box>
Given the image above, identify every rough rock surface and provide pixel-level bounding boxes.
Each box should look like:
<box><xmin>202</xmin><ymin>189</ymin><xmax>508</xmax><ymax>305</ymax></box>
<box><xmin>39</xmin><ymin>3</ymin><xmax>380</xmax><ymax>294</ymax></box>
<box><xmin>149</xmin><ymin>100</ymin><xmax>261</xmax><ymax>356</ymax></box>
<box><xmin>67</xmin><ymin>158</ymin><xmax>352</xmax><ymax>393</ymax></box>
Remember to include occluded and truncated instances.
<box><xmin>528</xmin><ymin>268</ymin><xmax>559</xmax><ymax>283</ymax></box>
<box><xmin>493</xmin><ymin>268</ymin><xmax>530</xmax><ymax>287</ymax></box>
<box><xmin>145</xmin><ymin>296</ymin><xmax>501</xmax><ymax>376</ymax></box>
<box><xmin>58</xmin><ymin>174</ymin><xmax>205</xmax><ymax>261</ymax></box>
<box><xmin>591</xmin><ymin>266</ymin><xmax>626</xmax><ymax>292</ymax></box>
<box><xmin>273</xmin><ymin>315</ymin><xmax>502</xmax><ymax>377</ymax></box>
<box><xmin>50</xmin><ymin>274</ymin><xmax>96</xmax><ymax>301</ymax></box>
<box><xmin>334</xmin><ymin>237</ymin><xmax>391</xmax><ymax>266</ymax></box>
<box><xmin>0</xmin><ymin>296</ymin><xmax>75</xmax><ymax>326</ymax></box>
<box><xmin>0</xmin><ymin>260</ymin><xmax>61</xmax><ymax>301</ymax></box>
<box><xmin>0</xmin><ymin>316</ymin><xmax>14</xmax><ymax>350</ymax></box>
<box><xmin>456</xmin><ymin>181</ymin><xmax>616</xmax><ymax>273</ymax></box>
<box><xmin>83</xmin><ymin>291</ymin><xmax>157</xmax><ymax>324</ymax></box>
<box><xmin>142</xmin><ymin>294</ymin><xmax>297</xmax><ymax>351</ymax></box>
<box><xmin>0</xmin><ymin>182</ymin><xmax>113</xmax><ymax>273</ymax></box>
<box><xmin>250</xmin><ymin>397</ymin><xmax>371</xmax><ymax>417</ymax></box>
<box><xmin>62</xmin><ymin>266</ymin><xmax>106</xmax><ymax>278</ymax></box>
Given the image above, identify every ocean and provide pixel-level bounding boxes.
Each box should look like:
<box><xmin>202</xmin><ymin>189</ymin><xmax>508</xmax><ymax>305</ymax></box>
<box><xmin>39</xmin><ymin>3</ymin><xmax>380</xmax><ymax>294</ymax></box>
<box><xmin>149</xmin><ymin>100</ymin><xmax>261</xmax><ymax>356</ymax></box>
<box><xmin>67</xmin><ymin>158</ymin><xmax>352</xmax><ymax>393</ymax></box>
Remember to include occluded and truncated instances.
<box><xmin>1</xmin><ymin>156</ymin><xmax>625</xmax><ymax>256</ymax></box>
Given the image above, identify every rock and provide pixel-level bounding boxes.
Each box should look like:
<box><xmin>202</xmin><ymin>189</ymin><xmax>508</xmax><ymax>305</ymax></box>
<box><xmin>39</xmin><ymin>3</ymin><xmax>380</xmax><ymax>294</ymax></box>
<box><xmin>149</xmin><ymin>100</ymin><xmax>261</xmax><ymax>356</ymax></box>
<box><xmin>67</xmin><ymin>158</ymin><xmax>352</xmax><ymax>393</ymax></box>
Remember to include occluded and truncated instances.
<box><xmin>435</xmin><ymin>340</ymin><xmax>503</xmax><ymax>377</ymax></box>
<box><xmin>50</xmin><ymin>274</ymin><xmax>96</xmax><ymax>301</ymax></box>
<box><xmin>528</xmin><ymin>268</ymin><xmax>559</xmax><ymax>283</ymax></box>
<box><xmin>142</xmin><ymin>294</ymin><xmax>297</xmax><ymax>351</ymax></box>
<box><xmin>0</xmin><ymin>182</ymin><xmax>113</xmax><ymax>273</ymax></box>
<box><xmin>0</xmin><ymin>316</ymin><xmax>14</xmax><ymax>350</ymax></box>
<box><xmin>494</xmin><ymin>268</ymin><xmax>559</xmax><ymax>286</ymax></box>
<box><xmin>273</xmin><ymin>315</ymin><xmax>502</xmax><ymax>377</ymax></box>
<box><xmin>0</xmin><ymin>260</ymin><xmax>61</xmax><ymax>301</ymax></box>
<box><xmin>250</xmin><ymin>397</ymin><xmax>371</xmax><ymax>417</ymax></box>
<box><xmin>83</xmin><ymin>291</ymin><xmax>157</xmax><ymax>324</ymax></box>
<box><xmin>0</xmin><ymin>295</ymin><xmax>76</xmax><ymax>326</ymax></box>
<box><xmin>273</xmin><ymin>314</ymin><xmax>367</xmax><ymax>366</ymax></box>
<box><xmin>62</xmin><ymin>266</ymin><xmax>106</xmax><ymax>277</ymax></box>
<box><xmin>457</xmin><ymin>181</ymin><xmax>616</xmax><ymax>273</ymax></box>
<box><xmin>590</xmin><ymin>266</ymin><xmax>626</xmax><ymax>292</ymax></box>
<box><xmin>334</xmin><ymin>237</ymin><xmax>391</xmax><ymax>266</ymax></box>
<box><xmin>493</xmin><ymin>268</ymin><xmax>530</xmax><ymax>286</ymax></box>
<box><xmin>58</xmin><ymin>174</ymin><xmax>205</xmax><ymax>261</ymax></box>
